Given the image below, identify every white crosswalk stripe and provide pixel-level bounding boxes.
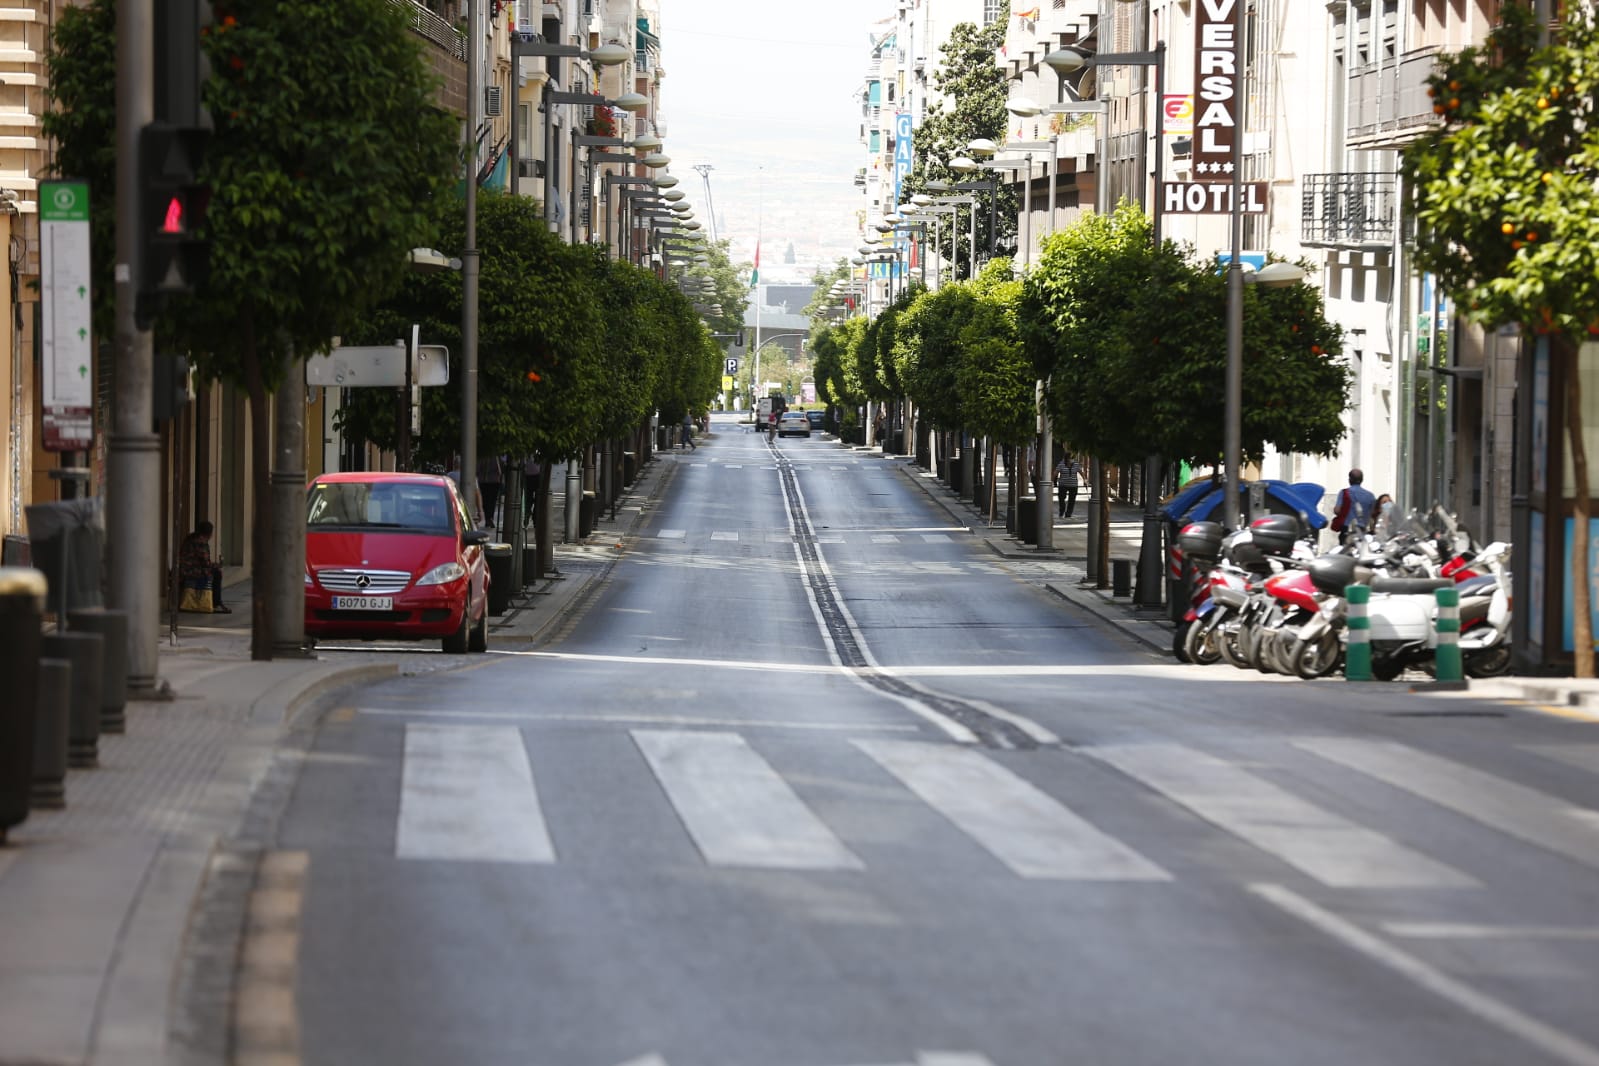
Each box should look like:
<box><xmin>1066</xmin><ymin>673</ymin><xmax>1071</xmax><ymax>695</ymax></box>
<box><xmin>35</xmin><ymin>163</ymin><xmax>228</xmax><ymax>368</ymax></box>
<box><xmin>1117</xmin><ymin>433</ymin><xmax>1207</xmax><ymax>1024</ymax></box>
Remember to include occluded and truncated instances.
<box><xmin>1296</xmin><ymin>738</ymin><xmax>1599</xmax><ymax>871</ymax></box>
<box><xmin>657</xmin><ymin>529</ymin><xmax>685</xmax><ymax>539</ymax></box>
<box><xmin>396</xmin><ymin>725</ymin><xmax>555</xmax><ymax>864</ymax></box>
<box><xmin>387</xmin><ymin>729</ymin><xmax>1599</xmax><ymax>886</ymax></box>
<box><xmin>872</xmin><ymin>534</ymin><xmax>900</xmax><ymax>543</ymax></box>
<box><xmin>855</xmin><ymin>740</ymin><xmax>1169</xmax><ymax>881</ymax></box>
<box><xmin>633</xmin><ymin>730</ymin><xmax>863</xmax><ymax>870</ymax></box>
<box><xmin>920</xmin><ymin>534</ymin><xmax>951</xmax><ymax>543</ymax></box>
<box><xmin>1089</xmin><ymin>742</ymin><xmax>1473</xmax><ymax>888</ymax></box>
<box><xmin>709</xmin><ymin>531</ymin><xmax>739</xmax><ymax>541</ymax></box>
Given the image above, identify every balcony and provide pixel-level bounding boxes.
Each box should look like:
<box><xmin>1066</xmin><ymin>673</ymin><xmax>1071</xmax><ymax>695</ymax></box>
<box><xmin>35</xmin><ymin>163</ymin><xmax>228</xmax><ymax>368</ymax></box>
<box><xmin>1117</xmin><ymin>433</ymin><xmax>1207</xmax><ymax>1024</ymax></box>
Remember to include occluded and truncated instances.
<box><xmin>1346</xmin><ymin>48</ymin><xmax>1442</xmax><ymax>150</ymax></box>
<box><xmin>1301</xmin><ymin>172</ymin><xmax>1397</xmax><ymax>249</ymax></box>
<box><xmin>390</xmin><ymin>0</ymin><xmax>467</xmax><ymax>115</ymax></box>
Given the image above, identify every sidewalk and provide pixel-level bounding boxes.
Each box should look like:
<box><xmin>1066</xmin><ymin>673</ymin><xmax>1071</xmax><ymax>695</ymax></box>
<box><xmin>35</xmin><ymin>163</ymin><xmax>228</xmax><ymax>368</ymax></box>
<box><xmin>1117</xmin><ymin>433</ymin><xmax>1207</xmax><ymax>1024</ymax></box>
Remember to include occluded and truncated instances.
<box><xmin>0</xmin><ymin>441</ymin><xmax>685</xmax><ymax>1066</ymax></box>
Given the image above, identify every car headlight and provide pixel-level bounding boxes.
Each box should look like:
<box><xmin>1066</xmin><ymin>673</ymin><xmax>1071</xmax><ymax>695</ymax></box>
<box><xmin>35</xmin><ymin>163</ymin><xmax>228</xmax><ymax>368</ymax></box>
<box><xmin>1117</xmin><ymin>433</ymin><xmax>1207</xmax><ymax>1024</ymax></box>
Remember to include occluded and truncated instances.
<box><xmin>416</xmin><ymin>561</ymin><xmax>467</xmax><ymax>586</ymax></box>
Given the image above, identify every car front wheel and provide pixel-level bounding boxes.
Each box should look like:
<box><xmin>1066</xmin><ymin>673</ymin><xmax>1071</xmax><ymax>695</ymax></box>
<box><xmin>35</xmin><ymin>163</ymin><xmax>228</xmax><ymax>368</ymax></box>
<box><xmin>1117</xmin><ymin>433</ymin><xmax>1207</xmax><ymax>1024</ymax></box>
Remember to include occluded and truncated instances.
<box><xmin>442</xmin><ymin>599</ymin><xmax>470</xmax><ymax>653</ymax></box>
<box><xmin>468</xmin><ymin>596</ymin><xmax>488</xmax><ymax>653</ymax></box>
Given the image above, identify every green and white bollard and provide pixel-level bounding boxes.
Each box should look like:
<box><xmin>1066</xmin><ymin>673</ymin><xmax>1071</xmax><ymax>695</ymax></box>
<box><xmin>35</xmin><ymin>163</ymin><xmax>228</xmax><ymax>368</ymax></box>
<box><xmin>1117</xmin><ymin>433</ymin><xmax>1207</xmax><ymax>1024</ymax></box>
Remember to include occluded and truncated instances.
<box><xmin>1345</xmin><ymin>584</ymin><xmax>1372</xmax><ymax>681</ymax></box>
<box><xmin>1434</xmin><ymin>586</ymin><xmax>1464</xmax><ymax>683</ymax></box>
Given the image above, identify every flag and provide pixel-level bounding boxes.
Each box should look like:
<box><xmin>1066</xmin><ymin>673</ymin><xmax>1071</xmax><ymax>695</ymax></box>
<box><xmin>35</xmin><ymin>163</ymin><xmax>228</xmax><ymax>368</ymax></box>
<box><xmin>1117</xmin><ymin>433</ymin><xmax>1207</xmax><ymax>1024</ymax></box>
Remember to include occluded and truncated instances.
<box><xmin>749</xmin><ymin>240</ymin><xmax>760</xmax><ymax>289</ymax></box>
<box><xmin>1013</xmin><ymin>6</ymin><xmax>1040</xmax><ymax>19</ymax></box>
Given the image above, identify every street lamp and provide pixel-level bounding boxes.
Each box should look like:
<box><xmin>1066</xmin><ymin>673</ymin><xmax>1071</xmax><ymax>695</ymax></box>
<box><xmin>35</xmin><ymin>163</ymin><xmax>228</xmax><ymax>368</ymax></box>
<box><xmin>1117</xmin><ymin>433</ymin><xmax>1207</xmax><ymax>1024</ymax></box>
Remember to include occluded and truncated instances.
<box><xmin>1226</xmin><ymin>260</ymin><xmax>1308</xmax><ymax>528</ymax></box>
<box><xmin>1047</xmin><ymin>39</ymin><xmax>1171</xmax><ymax>602</ymax></box>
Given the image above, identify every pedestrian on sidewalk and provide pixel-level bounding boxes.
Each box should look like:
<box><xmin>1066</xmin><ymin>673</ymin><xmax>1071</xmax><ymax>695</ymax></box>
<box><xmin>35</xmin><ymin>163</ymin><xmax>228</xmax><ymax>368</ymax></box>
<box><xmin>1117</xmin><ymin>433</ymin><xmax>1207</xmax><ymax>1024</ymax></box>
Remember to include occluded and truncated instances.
<box><xmin>478</xmin><ymin>454</ymin><xmax>503</xmax><ymax>529</ymax></box>
<box><xmin>681</xmin><ymin>412</ymin><xmax>697</xmax><ymax>451</ymax></box>
<box><xmin>178</xmin><ymin>520</ymin><xmax>229</xmax><ymax>613</ymax></box>
<box><xmin>1329</xmin><ymin>468</ymin><xmax>1377</xmax><ymax>545</ymax></box>
<box><xmin>1055</xmin><ymin>455</ymin><xmax>1082</xmax><ymax>518</ymax></box>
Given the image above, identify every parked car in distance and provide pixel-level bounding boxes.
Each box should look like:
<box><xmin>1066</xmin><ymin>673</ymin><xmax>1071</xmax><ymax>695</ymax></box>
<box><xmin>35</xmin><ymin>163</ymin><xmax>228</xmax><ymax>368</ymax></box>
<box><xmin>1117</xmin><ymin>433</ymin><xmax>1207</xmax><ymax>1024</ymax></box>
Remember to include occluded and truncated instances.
<box><xmin>304</xmin><ymin>472</ymin><xmax>491</xmax><ymax>653</ymax></box>
<box><xmin>778</xmin><ymin>411</ymin><xmax>811</xmax><ymax>438</ymax></box>
<box><xmin>804</xmin><ymin>410</ymin><xmax>825</xmax><ymax>431</ymax></box>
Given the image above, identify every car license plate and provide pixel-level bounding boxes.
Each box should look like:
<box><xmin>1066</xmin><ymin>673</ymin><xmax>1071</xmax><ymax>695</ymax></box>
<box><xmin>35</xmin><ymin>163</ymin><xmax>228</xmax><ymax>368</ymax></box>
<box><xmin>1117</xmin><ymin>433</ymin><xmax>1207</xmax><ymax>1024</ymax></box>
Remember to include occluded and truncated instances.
<box><xmin>331</xmin><ymin>596</ymin><xmax>393</xmax><ymax>610</ymax></box>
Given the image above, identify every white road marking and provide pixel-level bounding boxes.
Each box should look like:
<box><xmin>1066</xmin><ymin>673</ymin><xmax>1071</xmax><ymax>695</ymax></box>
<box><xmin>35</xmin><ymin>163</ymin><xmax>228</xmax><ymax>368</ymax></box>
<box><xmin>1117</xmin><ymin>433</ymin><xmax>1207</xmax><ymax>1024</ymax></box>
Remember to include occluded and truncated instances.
<box><xmin>1525</xmin><ymin>743</ymin><xmax>1599</xmax><ymax>774</ymax></box>
<box><xmin>918</xmin><ymin>1052</ymin><xmax>998</xmax><ymax>1065</ymax></box>
<box><xmin>855</xmin><ymin>740</ymin><xmax>1169</xmax><ymax>881</ymax></box>
<box><xmin>920</xmin><ymin>534</ymin><xmax>951</xmax><ymax>543</ymax></box>
<box><xmin>360</xmin><ymin>708</ymin><xmax>919</xmax><ymax>731</ymax></box>
<box><xmin>1089</xmin><ymin>744</ymin><xmax>1473</xmax><ymax>888</ymax></box>
<box><xmin>710</xmin><ymin>531</ymin><xmax>739</xmax><ymax>542</ymax></box>
<box><xmin>633</xmin><ymin>730</ymin><xmax>862</xmax><ymax>870</ymax></box>
<box><xmin>657</xmin><ymin>529</ymin><xmax>685</xmax><ymax>539</ymax></box>
<box><xmin>1252</xmin><ymin>883</ymin><xmax>1599</xmax><ymax>1066</ymax></box>
<box><xmin>725</xmin><ymin>464</ymin><xmax>743</xmax><ymax>469</ymax></box>
<box><xmin>872</xmin><ymin>534</ymin><xmax>901</xmax><ymax>544</ymax></box>
<box><xmin>1383</xmin><ymin>922</ymin><xmax>1599</xmax><ymax>941</ymax></box>
<box><xmin>774</xmin><ymin>460</ymin><xmax>1057</xmax><ymax>747</ymax></box>
<box><xmin>1295</xmin><ymin>738</ymin><xmax>1599</xmax><ymax>870</ymax></box>
<box><xmin>396</xmin><ymin>725</ymin><xmax>555</xmax><ymax>863</ymax></box>
<box><xmin>817</xmin><ymin>535</ymin><xmax>845</xmax><ymax>544</ymax></box>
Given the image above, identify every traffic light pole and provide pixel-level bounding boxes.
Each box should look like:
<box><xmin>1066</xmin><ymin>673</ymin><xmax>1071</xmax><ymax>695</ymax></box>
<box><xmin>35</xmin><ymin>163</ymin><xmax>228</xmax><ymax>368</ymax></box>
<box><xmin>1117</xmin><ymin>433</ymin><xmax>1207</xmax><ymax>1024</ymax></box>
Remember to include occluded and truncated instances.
<box><xmin>108</xmin><ymin>0</ymin><xmax>164</xmax><ymax>696</ymax></box>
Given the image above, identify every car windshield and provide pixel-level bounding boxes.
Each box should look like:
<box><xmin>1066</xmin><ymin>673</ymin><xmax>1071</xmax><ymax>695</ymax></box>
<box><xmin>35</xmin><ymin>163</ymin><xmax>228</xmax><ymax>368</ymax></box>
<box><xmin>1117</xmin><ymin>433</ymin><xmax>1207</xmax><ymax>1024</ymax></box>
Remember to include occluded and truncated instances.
<box><xmin>307</xmin><ymin>481</ymin><xmax>455</xmax><ymax>533</ymax></box>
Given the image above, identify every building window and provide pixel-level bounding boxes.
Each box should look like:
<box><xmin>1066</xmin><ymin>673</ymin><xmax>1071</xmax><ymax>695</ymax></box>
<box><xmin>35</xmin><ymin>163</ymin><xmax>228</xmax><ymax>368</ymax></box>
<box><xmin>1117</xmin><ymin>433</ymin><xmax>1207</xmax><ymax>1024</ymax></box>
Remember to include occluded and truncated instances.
<box><xmin>870</xmin><ymin>130</ymin><xmax>881</xmax><ymax>153</ymax></box>
<box><xmin>983</xmin><ymin>0</ymin><xmax>1003</xmax><ymax>25</ymax></box>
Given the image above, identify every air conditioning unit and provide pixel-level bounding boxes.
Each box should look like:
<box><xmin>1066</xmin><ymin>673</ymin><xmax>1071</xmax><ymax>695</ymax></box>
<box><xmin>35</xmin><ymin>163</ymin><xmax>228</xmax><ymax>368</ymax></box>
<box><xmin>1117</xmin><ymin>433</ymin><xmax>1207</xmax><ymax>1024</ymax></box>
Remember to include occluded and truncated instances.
<box><xmin>485</xmin><ymin>86</ymin><xmax>504</xmax><ymax>117</ymax></box>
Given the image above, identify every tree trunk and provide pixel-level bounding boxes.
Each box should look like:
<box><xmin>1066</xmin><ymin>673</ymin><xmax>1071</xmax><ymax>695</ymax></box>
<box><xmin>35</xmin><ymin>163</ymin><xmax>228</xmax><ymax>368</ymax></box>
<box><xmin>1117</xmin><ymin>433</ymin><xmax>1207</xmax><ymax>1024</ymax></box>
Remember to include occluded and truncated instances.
<box><xmin>1568</xmin><ymin>338</ymin><xmax>1593</xmax><ymax>678</ymax></box>
<box><xmin>243</xmin><ymin>341</ymin><xmax>275</xmax><ymax>661</ymax></box>
<box><xmin>535</xmin><ymin>457</ymin><xmax>554</xmax><ymax>579</ymax></box>
<box><xmin>1097</xmin><ymin>462</ymin><xmax>1111</xmax><ymax>589</ymax></box>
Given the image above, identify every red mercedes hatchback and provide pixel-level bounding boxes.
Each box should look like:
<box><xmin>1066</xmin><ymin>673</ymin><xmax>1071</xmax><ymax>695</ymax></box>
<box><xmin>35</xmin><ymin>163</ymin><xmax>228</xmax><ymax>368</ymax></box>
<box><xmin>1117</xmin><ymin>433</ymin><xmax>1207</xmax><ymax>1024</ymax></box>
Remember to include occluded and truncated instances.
<box><xmin>304</xmin><ymin>472</ymin><xmax>491</xmax><ymax>653</ymax></box>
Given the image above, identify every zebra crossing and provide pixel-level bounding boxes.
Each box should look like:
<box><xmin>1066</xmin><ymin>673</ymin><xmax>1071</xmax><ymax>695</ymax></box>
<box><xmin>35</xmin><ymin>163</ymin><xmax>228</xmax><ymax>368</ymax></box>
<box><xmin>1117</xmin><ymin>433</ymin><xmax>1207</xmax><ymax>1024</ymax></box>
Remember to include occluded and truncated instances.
<box><xmin>388</xmin><ymin>727</ymin><xmax>1599</xmax><ymax>886</ymax></box>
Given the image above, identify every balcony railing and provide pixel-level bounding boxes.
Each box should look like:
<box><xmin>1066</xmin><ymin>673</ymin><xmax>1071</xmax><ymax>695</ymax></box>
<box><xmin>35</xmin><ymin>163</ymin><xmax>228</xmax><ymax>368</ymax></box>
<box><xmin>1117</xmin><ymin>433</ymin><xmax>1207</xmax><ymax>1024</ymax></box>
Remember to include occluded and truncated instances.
<box><xmin>391</xmin><ymin>0</ymin><xmax>466</xmax><ymax>61</ymax></box>
<box><xmin>1301</xmin><ymin>172</ymin><xmax>1397</xmax><ymax>248</ymax></box>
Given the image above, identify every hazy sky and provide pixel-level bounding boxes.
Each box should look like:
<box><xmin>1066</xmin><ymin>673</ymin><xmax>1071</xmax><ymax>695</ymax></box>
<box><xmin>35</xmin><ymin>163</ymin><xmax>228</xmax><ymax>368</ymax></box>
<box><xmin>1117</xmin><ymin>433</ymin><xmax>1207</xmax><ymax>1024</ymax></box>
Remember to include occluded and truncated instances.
<box><xmin>660</xmin><ymin>0</ymin><xmax>886</xmax><ymax>284</ymax></box>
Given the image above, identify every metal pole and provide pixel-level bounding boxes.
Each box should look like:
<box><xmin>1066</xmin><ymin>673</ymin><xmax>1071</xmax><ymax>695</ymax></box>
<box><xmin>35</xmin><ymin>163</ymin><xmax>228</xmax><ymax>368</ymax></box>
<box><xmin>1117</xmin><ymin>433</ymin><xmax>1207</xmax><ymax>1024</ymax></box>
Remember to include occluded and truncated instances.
<box><xmin>542</xmin><ymin>82</ymin><xmax>555</xmax><ymax>231</ymax></box>
<box><xmin>461</xmin><ymin>0</ymin><xmax>480</xmax><ymax>526</ymax></box>
<box><xmin>969</xmin><ymin>198</ymin><xmax>977</xmax><ymax>278</ymax></box>
<box><xmin>269</xmin><ymin>359</ymin><xmax>306</xmax><ymax>656</ymax></box>
<box><xmin>108</xmin><ymin>0</ymin><xmax>160</xmax><ymax>695</ymax></box>
<box><xmin>1037</xmin><ymin>137</ymin><xmax>1059</xmax><ymax>551</ymax></box>
<box><xmin>1224</xmin><ymin>9</ymin><xmax>1245</xmax><ymax>530</ymax></box>
<box><xmin>1136</xmin><ymin>43</ymin><xmax>1169</xmax><ymax>607</ymax></box>
<box><xmin>1022</xmin><ymin>155</ymin><xmax>1033</xmax><ymax>268</ymax></box>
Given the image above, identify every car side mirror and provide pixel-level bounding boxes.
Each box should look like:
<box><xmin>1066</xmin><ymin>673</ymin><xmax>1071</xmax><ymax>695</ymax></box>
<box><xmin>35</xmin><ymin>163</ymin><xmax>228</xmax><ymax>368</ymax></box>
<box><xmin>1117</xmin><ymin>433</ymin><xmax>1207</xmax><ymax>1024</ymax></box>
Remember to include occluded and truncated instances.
<box><xmin>462</xmin><ymin>528</ymin><xmax>491</xmax><ymax>546</ymax></box>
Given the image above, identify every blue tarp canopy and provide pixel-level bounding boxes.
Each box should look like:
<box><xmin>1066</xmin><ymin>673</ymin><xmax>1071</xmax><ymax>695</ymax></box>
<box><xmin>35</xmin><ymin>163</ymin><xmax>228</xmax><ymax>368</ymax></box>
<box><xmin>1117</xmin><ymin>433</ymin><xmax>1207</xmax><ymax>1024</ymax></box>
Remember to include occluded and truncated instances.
<box><xmin>1164</xmin><ymin>479</ymin><xmax>1328</xmax><ymax>530</ymax></box>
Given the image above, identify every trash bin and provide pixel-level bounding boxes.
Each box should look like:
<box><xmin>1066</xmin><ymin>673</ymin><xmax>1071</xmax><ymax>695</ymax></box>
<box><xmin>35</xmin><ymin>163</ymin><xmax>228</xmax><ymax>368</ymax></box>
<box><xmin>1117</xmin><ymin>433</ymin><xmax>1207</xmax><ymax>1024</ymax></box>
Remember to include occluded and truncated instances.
<box><xmin>1017</xmin><ymin>497</ymin><xmax>1038</xmax><ymax>545</ymax></box>
<box><xmin>579</xmin><ymin>491</ymin><xmax>597</xmax><ymax>538</ymax></box>
<box><xmin>41</xmin><ymin>631</ymin><xmax>103</xmax><ymax>769</ymax></box>
<box><xmin>1112</xmin><ymin>558</ymin><xmax>1133</xmax><ymax>598</ymax></box>
<box><xmin>34</xmin><ymin>658</ymin><xmax>69</xmax><ymax>810</ymax></box>
<box><xmin>485</xmin><ymin>544</ymin><xmax>513</xmax><ymax>616</ymax></box>
<box><xmin>24</xmin><ymin>497</ymin><xmax>105</xmax><ymax>620</ymax></box>
<box><xmin>68</xmin><ymin>608</ymin><xmax>128</xmax><ymax>734</ymax></box>
<box><xmin>0</xmin><ymin>567</ymin><xmax>46</xmax><ymax>841</ymax></box>
<box><xmin>948</xmin><ymin>460</ymin><xmax>963</xmax><ymax>495</ymax></box>
<box><xmin>622</xmin><ymin>451</ymin><xmax>638</xmax><ymax>486</ymax></box>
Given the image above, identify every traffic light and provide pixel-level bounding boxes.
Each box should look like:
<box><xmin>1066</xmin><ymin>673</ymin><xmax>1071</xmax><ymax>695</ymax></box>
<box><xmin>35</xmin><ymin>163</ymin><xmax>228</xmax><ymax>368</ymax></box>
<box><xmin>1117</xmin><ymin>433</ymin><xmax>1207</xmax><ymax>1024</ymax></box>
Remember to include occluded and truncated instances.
<box><xmin>136</xmin><ymin>122</ymin><xmax>210</xmax><ymax>327</ymax></box>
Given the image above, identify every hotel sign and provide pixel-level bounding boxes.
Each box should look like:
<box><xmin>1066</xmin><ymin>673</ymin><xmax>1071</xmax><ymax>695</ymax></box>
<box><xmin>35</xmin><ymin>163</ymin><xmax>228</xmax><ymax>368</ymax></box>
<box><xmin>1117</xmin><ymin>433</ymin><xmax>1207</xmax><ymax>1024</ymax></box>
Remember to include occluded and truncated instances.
<box><xmin>1192</xmin><ymin>0</ymin><xmax>1240</xmax><ymax>179</ymax></box>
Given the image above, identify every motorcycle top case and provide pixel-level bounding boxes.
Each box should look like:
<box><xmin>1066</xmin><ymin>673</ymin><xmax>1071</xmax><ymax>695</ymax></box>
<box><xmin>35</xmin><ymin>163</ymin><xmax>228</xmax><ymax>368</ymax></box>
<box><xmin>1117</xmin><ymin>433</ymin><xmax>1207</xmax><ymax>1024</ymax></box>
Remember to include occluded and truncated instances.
<box><xmin>1177</xmin><ymin>521</ymin><xmax>1226</xmax><ymax>560</ymax></box>
<box><xmin>1249</xmin><ymin>514</ymin><xmax>1302</xmax><ymax>556</ymax></box>
<box><xmin>1307</xmin><ymin>554</ymin><xmax>1360</xmax><ymax>597</ymax></box>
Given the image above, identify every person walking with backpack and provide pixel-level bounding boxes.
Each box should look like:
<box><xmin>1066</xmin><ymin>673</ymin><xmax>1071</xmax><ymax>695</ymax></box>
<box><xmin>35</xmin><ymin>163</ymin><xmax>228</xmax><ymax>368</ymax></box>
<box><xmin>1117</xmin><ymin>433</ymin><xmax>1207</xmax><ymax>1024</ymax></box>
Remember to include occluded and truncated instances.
<box><xmin>1330</xmin><ymin>468</ymin><xmax>1377</xmax><ymax>544</ymax></box>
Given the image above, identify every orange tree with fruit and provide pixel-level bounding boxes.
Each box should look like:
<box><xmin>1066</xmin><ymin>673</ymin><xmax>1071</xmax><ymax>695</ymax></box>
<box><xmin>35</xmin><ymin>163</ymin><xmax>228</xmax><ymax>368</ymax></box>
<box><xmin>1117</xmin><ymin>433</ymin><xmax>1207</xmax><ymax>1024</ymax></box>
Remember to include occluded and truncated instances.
<box><xmin>1401</xmin><ymin>1</ymin><xmax>1599</xmax><ymax>675</ymax></box>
